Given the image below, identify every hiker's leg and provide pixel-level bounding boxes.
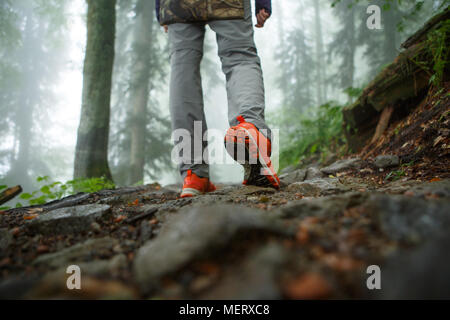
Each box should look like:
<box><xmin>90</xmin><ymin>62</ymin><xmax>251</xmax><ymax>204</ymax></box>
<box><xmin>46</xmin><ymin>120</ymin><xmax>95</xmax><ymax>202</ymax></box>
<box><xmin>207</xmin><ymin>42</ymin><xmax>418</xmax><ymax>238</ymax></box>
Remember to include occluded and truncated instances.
<box><xmin>209</xmin><ymin>0</ymin><xmax>272</xmax><ymax>141</ymax></box>
<box><xmin>169</xmin><ymin>23</ymin><xmax>209</xmax><ymax>179</ymax></box>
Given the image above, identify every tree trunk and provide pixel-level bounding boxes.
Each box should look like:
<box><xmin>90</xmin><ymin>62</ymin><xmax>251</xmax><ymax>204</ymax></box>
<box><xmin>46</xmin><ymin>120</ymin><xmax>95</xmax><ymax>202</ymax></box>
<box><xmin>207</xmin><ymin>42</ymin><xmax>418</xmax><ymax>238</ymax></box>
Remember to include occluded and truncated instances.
<box><xmin>128</xmin><ymin>0</ymin><xmax>155</xmax><ymax>186</ymax></box>
<box><xmin>314</xmin><ymin>0</ymin><xmax>326</xmax><ymax>105</ymax></box>
<box><xmin>343</xmin><ymin>5</ymin><xmax>355</xmax><ymax>92</ymax></box>
<box><xmin>8</xmin><ymin>7</ymin><xmax>36</xmax><ymax>188</ymax></box>
<box><xmin>74</xmin><ymin>0</ymin><xmax>116</xmax><ymax>180</ymax></box>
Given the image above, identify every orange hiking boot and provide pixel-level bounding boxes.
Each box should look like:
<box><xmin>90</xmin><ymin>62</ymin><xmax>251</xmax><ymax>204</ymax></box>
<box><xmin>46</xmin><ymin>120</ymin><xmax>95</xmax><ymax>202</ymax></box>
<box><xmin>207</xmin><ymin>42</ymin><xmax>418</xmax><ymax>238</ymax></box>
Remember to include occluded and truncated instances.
<box><xmin>225</xmin><ymin>116</ymin><xmax>280</xmax><ymax>189</ymax></box>
<box><xmin>180</xmin><ymin>170</ymin><xmax>217</xmax><ymax>198</ymax></box>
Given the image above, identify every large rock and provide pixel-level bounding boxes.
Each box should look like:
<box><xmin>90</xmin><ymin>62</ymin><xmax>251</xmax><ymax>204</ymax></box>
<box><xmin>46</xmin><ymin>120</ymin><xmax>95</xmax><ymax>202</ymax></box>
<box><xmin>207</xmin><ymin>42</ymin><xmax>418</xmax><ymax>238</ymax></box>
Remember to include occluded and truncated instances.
<box><xmin>374</xmin><ymin>155</ymin><xmax>400</xmax><ymax>168</ymax></box>
<box><xmin>409</xmin><ymin>179</ymin><xmax>450</xmax><ymax>198</ymax></box>
<box><xmin>27</xmin><ymin>204</ymin><xmax>111</xmax><ymax>235</ymax></box>
<box><xmin>277</xmin><ymin>193</ymin><xmax>368</xmax><ymax>219</ymax></box>
<box><xmin>380</xmin><ymin>179</ymin><xmax>450</xmax><ymax>196</ymax></box>
<box><xmin>287</xmin><ymin>178</ymin><xmax>350</xmax><ymax>197</ymax></box>
<box><xmin>280</xmin><ymin>165</ymin><xmax>297</xmax><ymax>175</ymax></box>
<box><xmin>321</xmin><ymin>158</ymin><xmax>362</xmax><ymax>175</ymax></box>
<box><xmin>378</xmin><ymin>234</ymin><xmax>450</xmax><ymax>299</ymax></box>
<box><xmin>0</xmin><ymin>228</ymin><xmax>13</xmax><ymax>251</ymax></box>
<box><xmin>133</xmin><ymin>205</ymin><xmax>291</xmax><ymax>292</ymax></box>
<box><xmin>366</xmin><ymin>194</ymin><xmax>450</xmax><ymax>244</ymax></box>
<box><xmin>201</xmin><ymin>244</ymin><xmax>287</xmax><ymax>299</ymax></box>
<box><xmin>33</xmin><ymin>237</ymin><xmax>117</xmax><ymax>268</ymax></box>
<box><xmin>0</xmin><ymin>277</ymin><xmax>40</xmax><ymax>299</ymax></box>
<box><xmin>279</xmin><ymin>169</ymin><xmax>306</xmax><ymax>185</ymax></box>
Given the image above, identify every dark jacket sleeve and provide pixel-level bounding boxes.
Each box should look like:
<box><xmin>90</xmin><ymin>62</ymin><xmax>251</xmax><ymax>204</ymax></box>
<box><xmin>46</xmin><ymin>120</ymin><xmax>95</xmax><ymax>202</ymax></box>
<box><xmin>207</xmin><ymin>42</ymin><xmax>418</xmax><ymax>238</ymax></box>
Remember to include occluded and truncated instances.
<box><xmin>255</xmin><ymin>0</ymin><xmax>272</xmax><ymax>16</ymax></box>
<box><xmin>155</xmin><ymin>0</ymin><xmax>160</xmax><ymax>22</ymax></box>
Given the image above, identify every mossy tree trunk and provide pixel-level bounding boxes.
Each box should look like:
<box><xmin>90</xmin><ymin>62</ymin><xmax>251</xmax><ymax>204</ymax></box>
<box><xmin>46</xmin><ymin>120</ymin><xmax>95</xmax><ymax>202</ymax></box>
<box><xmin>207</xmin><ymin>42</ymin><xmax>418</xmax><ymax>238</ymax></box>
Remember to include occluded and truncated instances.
<box><xmin>74</xmin><ymin>0</ymin><xmax>116</xmax><ymax>181</ymax></box>
<box><xmin>128</xmin><ymin>0</ymin><xmax>155</xmax><ymax>186</ymax></box>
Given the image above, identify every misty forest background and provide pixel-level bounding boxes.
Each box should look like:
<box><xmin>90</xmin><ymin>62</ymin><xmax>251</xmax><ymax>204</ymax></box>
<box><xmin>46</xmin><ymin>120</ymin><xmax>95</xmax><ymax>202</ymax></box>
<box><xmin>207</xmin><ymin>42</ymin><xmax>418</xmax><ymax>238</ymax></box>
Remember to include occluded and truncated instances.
<box><xmin>0</xmin><ymin>0</ymin><xmax>447</xmax><ymax>208</ymax></box>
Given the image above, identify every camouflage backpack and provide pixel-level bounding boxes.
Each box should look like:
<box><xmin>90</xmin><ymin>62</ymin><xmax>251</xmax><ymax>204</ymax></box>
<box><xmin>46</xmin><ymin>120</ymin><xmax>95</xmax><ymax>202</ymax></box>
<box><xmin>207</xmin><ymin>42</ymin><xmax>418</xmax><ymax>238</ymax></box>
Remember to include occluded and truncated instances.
<box><xmin>159</xmin><ymin>0</ymin><xmax>245</xmax><ymax>25</ymax></box>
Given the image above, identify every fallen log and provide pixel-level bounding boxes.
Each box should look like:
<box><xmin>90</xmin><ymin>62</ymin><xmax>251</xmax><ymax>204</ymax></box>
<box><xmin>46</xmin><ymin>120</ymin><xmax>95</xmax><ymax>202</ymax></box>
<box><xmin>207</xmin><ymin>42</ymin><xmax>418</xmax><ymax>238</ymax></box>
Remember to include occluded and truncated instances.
<box><xmin>402</xmin><ymin>6</ymin><xmax>449</xmax><ymax>49</ymax></box>
<box><xmin>0</xmin><ymin>186</ymin><xmax>23</xmax><ymax>206</ymax></box>
<box><xmin>342</xmin><ymin>8</ymin><xmax>449</xmax><ymax>152</ymax></box>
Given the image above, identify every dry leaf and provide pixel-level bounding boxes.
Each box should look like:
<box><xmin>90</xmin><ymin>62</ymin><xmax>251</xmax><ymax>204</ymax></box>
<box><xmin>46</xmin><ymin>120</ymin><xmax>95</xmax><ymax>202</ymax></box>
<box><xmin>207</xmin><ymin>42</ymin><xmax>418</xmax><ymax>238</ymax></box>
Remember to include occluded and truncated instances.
<box><xmin>284</xmin><ymin>273</ymin><xmax>332</xmax><ymax>300</ymax></box>
<box><xmin>114</xmin><ymin>215</ymin><xmax>127</xmax><ymax>223</ymax></box>
<box><xmin>24</xmin><ymin>214</ymin><xmax>38</xmax><ymax>221</ymax></box>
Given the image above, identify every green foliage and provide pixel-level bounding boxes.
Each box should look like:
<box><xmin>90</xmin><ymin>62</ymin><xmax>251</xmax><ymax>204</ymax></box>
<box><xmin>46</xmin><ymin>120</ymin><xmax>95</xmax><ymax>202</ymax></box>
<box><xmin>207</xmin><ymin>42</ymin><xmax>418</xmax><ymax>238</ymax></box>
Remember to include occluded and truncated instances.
<box><xmin>427</xmin><ymin>20</ymin><xmax>449</xmax><ymax>87</ymax></box>
<box><xmin>344</xmin><ymin>87</ymin><xmax>364</xmax><ymax>99</ymax></box>
<box><xmin>68</xmin><ymin>177</ymin><xmax>116</xmax><ymax>194</ymax></box>
<box><xmin>385</xmin><ymin>169</ymin><xmax>406</xmax><ymax>181</ymax></box>
<box><xmin>385</xmin><ymin>161</ymin><xmax>414</xmax><ymax>181</ymax></box>
<box><xmin>277</xmin><ymin>102</ymin><xmax>346</xmax><ymax>169</ymax></box>
<box><xmin>4</xmin><ymin>176</ymin><xmax>116</xmax><ymax>209</ymax></box>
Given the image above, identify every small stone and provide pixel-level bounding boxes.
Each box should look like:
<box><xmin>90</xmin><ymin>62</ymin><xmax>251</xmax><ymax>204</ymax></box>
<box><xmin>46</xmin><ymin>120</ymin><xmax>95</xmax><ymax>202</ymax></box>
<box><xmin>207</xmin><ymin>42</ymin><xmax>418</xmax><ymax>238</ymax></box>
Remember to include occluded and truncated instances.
<box><xmin>279</xmin><ymin>169</ymin><xmax>307</xmax><ymax>185</ymax></box>
<box><xmin>321</xmin><ymin>158</ymin><xmax>362</xmax><ymax>175</ymax></box>
<box><xmin>305</xmin><ymin>167</ymin><xmax>325</xmax><ymax>180</ymax></box>
<box><xmin>374</xmin><ymin>155</ymin><xmax>400</xmax><ymax>169</ymax></box>
<box><xmin>27</xmin><ymin>204</ymin><xmax>111</xmax><ymax>235</ymax></box>
<box><xmin>287</xmin><ymin>179</ymin><xmax>349</xmax><ymax>197</ymax></box>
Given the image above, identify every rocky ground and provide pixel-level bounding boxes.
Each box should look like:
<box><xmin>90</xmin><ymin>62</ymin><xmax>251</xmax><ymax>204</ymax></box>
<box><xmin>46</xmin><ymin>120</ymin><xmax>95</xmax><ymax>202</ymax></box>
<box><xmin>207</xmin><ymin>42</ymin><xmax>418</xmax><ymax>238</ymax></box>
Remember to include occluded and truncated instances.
<box><xmin>1</xmin><ymin>156</ymin><xmax>450</xmax><ymax>300</ymax></box>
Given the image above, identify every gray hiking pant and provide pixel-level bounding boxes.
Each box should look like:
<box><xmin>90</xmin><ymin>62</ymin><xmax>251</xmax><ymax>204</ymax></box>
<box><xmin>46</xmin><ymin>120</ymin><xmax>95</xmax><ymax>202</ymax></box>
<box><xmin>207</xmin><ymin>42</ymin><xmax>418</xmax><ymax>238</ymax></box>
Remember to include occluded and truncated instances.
<box><xmin>168</xmin><ymin>0</ymin><xmax>270</xmax><ymax>179</ymax></box>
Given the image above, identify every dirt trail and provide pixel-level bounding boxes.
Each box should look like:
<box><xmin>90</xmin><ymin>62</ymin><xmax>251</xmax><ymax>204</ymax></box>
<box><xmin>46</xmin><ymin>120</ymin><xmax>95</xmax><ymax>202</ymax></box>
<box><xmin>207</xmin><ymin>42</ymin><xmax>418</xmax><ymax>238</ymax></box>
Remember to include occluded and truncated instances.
<box><xmin>1</xmin><ymin>157</ymin><xmax>449</xmax><ymax>299</ymax></box>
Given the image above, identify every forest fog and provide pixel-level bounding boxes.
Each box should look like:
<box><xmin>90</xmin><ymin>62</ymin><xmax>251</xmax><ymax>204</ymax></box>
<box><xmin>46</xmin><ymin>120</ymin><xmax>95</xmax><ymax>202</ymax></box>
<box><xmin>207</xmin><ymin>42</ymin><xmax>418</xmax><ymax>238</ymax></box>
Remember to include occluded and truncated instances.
<box><xmin>0</xmin><ymin>0</ymin><xmax>444</xmax><ymax>204</ymax></box>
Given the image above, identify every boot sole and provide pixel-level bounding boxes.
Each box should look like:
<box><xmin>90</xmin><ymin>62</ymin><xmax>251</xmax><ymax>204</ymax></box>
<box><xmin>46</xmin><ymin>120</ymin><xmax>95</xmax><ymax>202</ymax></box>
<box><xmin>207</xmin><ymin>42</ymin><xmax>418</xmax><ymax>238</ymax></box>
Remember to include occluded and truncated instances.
<box><xmin>225</xmin><ymin>128</ymin><xmax>280</xmax><ymax>189</ymax></box>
